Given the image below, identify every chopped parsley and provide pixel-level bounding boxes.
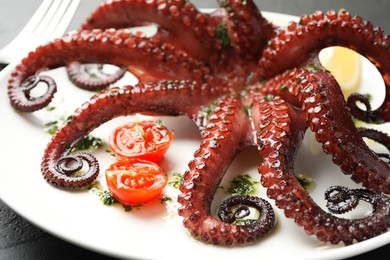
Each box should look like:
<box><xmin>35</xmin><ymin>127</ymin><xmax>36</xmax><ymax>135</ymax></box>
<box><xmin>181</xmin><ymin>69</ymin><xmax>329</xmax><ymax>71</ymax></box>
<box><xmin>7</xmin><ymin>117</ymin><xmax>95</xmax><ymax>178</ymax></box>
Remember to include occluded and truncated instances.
<box><xmin>66</xmin><ymin>115</ymin><xmax>75</xmax><ymax>123</ymax></box>
<box><xmin>72</xmin><ymin>135</ymin><xmax>105</xmax><ymax>152</ymax></box>
<box><xmin>280</xmin><ymin>85</ymin><xmax>289</xmax><ymax>91</ymax></box>
<box><xmin>246</xmin><ymin>72</ymin><xmax>254</xmax><ymax>83</ymax></box>
<box><xmin>219</xmin><ymin>0</ymin><xmax>232</xmax><ymax>11</ymax></box>
<box><xmin>105</xmin><ymin>149</ymin><xmax>116</xmax><ymax>157</ymax></box>
<box><xmin>200</xmin><ymin>98</ymin><xmax>219</xmax><ymax>118</ymax></box>
<box><xmin>160</xmin><ymin>196</ymin><xmax>173</xmax><ymax>204</ymax></box>
<box><xmin>264</xmin><ymin>94</ymin><xmax>275</xmax><ymax>101</ymax></box>
<box><xmin>216</xmin><ymin>23</ymin><xmax>231</xmax><ymax>48</ymax></box>
<box><xmin>89</xmin><ymin>181</ymin><xmax>118</xmax><ymax>206</ymax></box>
<box><xmin>99</xmin><ymin>190</ymin><xmax>117</xmax><ymax>206</ymax></box>
<box><xmin>44</xmin><ymin>120</ymin><xmax>59</xmax><ymax>135</ymax></box>
<box><xmin>295</xmin><ymin>173</ymin><xmax>316</xmax><ymax>192</ymax></box>
<box><xmin>303</xmin><ymin>65</ymin><xmax>322</xmax><ymax>72</ymax></box>
<box><xmin>168</xmin><ymin>173</ymin><xmax>184</xmax><ymax>189</ymax></box>
<box><xmin>45</xmin><ymin>106</ymin><xmax>56</xmax><ymax>111</ymax></box>
<box><xmin>227</xmin><ymin>174</ymin><xmax>258</xmax><ymax>196</ymax></box>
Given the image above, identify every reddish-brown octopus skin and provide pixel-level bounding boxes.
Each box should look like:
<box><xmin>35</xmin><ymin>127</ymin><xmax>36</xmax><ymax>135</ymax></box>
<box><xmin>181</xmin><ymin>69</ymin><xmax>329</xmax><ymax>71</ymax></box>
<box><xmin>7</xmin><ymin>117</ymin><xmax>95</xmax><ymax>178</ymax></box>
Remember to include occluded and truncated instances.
<box><xmin>178</xmin><ymin>94</ymin><xmax>275</xmax><ymax>245</ymax></box>
<box><xmin>258</xmin><ymin>10</ymin><xmax>390</xmax><ymax>123</ymax></box>
<box><xmin>259</xmin><ymin>68</ymin><xmax>390</xmax><ymax>193</ymax></box>
<box><xmin>251</xmin><ymin>93</ymin><xmax>390</xmax><ymax>245</ymax></box>
<box><xmin>80</xmin><ymin>0</ymin><xmax>275</xmax><ymax>61</ymax></box>
<box><xmin>79</xmin><ymin>0</ymin><xmax>222</xmax><ymax>61</ymax></box>
<box><xmin>5</xmin><ymin>0</ymin><xmax>390</xmax><ymax>248</ymax></box>
<box><xmin>66</xmin><ymin>62</ymin><xmax>127</xmax><ymax>90</ymax></box>
<box><xmin>216</xmin><ymin>0</ymin><xmax>275</xmax><ymax>59</ymax></box>
<box><xmin>7</xmin><ymin>28</ymin><xmax>208</xmax><ymax>112</ymax></box>
<box><xmin>41</xmin><ymin>80</ymin><xmax>219</xmax><ymax>189</ymax></box>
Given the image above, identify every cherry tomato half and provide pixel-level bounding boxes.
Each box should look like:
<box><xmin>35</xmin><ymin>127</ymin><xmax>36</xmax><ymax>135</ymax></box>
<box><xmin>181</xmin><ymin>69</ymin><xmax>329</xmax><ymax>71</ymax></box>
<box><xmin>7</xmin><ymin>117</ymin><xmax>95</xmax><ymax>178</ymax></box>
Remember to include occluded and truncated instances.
<box><xmin>105</xmin><ymin>158</ymin><xmax>168</xmax><ymax>205</ymax></box>
<box><xmin>109</xmin><ymin>120</ymin><xmax>174</xmax><ymax>162</ymax></box>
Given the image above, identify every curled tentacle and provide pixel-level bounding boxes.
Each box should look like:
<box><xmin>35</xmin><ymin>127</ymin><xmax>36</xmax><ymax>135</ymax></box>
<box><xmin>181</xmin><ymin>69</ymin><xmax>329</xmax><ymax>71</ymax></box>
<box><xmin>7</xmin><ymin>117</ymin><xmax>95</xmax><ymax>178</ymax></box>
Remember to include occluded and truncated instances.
<box><xmin>6</xmin><ymin>0</ymin><xmax>389</xmax><ymax>248</ymax></box>
<box><xmin>66</xmin><ymin>62</ymin><xmax>127</xmax><ymax>90</ymax></box>
<box><xmin>42</xmin><ymin>152</ymin><xmax>99</xmax><ymax>189</ymax></box>
<box><xmin>325</xmin><ymin>186</ymin><xmax>359</xmax><ymax>214</ymax></box>
<box><xmin>258</xmin><ymin>10</ymin><xmax>390</xmax><ymax>123</ymax></box>
<box><xmin>358</xmin><ymin>127</ymin><xmax>390</xmax><ymax>161</ymax></box>
<box><xmin>218</xmin><ymin>195</ymin><xmax>275</xmax><ymax>235</ymax></box>
<box><xmin>251</xmin><ymin>92</ymin><xmax>390</xmax><ymax>244</ymax></box>
<box><xmin>8</xmin><ymin>28</ymin><xmax>206</xmax><ymax>112</ymax></box>
<box><xmin>178</xmin><ymin>94</ymin><xmax>276</xmax><ymax>245</ymax></box>
<box><xmin>259</xmin><ymin>68</ymin><xmax>390</xmax><ymax>193</ymax></box>
<box><xmin>347</xmin><ymin>93</ymin><xmax>384</xmax><ymax>124</ymax></box>
<box><xmin>41</xmin><ymin>80</ymin><xmax>220</xmax><ymax>189</ymax></box>
<box><xmin>10</xmin><ymin>74</ymin><xmax>57</xmax><ymax>112</ymax></box>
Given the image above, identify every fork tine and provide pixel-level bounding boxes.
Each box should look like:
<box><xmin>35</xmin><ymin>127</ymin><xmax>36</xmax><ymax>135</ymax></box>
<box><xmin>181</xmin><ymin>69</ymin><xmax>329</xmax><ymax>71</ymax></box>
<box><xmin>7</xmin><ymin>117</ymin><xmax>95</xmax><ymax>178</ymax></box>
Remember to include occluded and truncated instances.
<box><xmin>28</xmin><ymin>0</ymin><xmax>75</xmax><ymax>47</ymax></box>
<box><xmin>48</xmin><ymin>0</ymin><xmax>80</xmax><ymax>40</ymax></box>
<box><xmin>0</xmin><ymin>0</ymin><xmax>80</xmax><ymax>64</ymax></box>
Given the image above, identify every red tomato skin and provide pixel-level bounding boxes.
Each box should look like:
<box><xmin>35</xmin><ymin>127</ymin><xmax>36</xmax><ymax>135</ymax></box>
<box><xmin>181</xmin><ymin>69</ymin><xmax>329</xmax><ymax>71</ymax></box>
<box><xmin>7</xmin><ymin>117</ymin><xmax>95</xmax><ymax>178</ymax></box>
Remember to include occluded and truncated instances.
<box><xmin>109</xmin><ymin>121</ymin><xmax>174</xmax><ymax>162</ymax></box>
<box><xmin>105</xmin><ymin>158</ymin><xmax>168</xmax><ymax>205</ymax></box>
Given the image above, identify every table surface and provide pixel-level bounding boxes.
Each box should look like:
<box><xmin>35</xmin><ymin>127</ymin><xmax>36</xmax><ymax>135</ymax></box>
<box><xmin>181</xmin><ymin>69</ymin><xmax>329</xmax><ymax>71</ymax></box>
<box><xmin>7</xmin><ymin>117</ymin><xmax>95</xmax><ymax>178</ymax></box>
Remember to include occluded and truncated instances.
<box><xmin>0</xmin><ymin>0</ymin><xmax>389</xmax><ymax>259</ymax></box>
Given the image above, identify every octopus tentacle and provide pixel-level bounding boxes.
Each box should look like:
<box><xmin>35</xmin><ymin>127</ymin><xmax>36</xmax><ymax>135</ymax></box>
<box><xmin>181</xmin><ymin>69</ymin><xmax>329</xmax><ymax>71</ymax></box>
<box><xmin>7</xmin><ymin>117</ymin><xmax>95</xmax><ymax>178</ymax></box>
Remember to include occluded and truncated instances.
<box><xmin>218</xmin><ymin>195</ymin><xmax>275</xmax><ymax>232</ymax></box>
<box><xmin>80</xmin><ymin>0</ymin><xmax>224</xmax><ymax>61</ymax></box>
<box><xmin>358</xmin><ymin>127</ymin><xmax>390</xmax><ymax>161</ymax></box>
<box><xmin>41</xmin><ymin>80</ymin><xmax>219</xmax><ymax>189</ymax></box>
<box><xmin>259</xmin><ymin>68</ymin><xmax>390</xmax><ymax>193</ymax></box>
<box><xmin>258</xmin><ymin>10</ymin><xmax>390</xmax><ymax>123</ymax></box>
<box><xmin>347</xmin><ymin>93</ymin><xmax>386</xmax><ymax>124</ymax></box>
<box><xmin>252</xmin><ymin>93</ymin><xmax>390</xmax><ymax>245</ymax></box>
<box><xmin>217</xmin><ymin>0</ymin><xmax>275</xmax><ymax>59</ymax></box>
<box><xmin>66</xmin><ymin>62</ymin><xmax>127</xmax><ymax>90</ymax></box>
<box><xmin>12</xmin><ymin>73</ymin><xmax>57</xmax><ymax>112</ymax></box>
<box><xmin>178</xmin><ymin>94</ymin><xmax>275</xmax><ymax>245</ymax></box>
<box><xmin>259</xmin><ymin>10</ymin><xmax>390</xmax><ymax>77</ymax></box>
<box><xmin>324</xmin><ymin>186</ymin><xmax>359</xmax><ymax>214</ymax></box>
<box><xmin>8</xmin><ymin>28</ymin><xmax>206</xmax><ymax>112</ymax></box>
<box><xmin>6</xmin><ymin>0</ymin><xmax>389</xmax><ymax>247</ymax></box>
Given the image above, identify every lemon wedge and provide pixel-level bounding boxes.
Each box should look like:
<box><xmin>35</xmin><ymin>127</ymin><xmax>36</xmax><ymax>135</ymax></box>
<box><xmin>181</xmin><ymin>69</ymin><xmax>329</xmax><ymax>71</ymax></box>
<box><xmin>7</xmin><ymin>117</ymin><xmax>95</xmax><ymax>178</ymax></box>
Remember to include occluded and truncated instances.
<box><xmin>307</xmin><ymin>47</ymin><xmax>363</xmax><ymax>156</ymax></box>
<box><xmin>319</xmin><ymin>46</ymin><xmax>362</xmax><ymax>98</ymax></box>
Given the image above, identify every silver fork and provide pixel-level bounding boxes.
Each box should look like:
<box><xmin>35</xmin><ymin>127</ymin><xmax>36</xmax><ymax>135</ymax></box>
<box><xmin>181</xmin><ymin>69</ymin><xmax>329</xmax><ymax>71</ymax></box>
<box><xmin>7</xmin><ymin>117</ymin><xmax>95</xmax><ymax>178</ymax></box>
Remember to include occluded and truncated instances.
<box><xmin>0</xmin><ymin>0</ymin><xmax>80</xmax><ymax>65</ymax></box>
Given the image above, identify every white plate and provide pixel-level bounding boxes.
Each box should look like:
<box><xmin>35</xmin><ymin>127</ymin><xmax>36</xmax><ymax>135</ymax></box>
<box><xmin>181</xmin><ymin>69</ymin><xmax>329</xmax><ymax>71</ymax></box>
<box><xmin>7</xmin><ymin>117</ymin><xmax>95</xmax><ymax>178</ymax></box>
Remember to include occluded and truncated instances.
<box><xmin>0</xmin><ymin>11</ymin><xmax>389</xmax><ymax>260</ymax></box>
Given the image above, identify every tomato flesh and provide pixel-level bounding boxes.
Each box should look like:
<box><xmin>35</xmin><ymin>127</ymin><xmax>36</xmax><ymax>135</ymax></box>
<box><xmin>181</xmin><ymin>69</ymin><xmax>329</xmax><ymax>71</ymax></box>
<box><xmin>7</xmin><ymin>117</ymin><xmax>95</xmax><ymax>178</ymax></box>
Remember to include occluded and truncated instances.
<box><xmin>105</xmin><ymin>158</ymin><xmax>168</xmax><ymax>205</ymax></box>
<box><xmin>109</xmin><ymin>120</ymin><xmax>174</xmax><ymax>162</ymax></box>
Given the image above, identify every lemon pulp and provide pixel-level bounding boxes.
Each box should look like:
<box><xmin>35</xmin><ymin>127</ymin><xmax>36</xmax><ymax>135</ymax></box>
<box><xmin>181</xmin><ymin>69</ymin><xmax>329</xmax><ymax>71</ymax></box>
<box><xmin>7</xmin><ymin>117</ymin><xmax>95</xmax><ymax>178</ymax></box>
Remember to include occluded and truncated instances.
<box><xmin>319</xmin><ymin>46</ymin><xmax>362</xmax><ymax>98</ymax></box>
<box><xmin>309</xmin><ymin>46</ymin><xmax>363</xmax><ymax>155</ymax></box>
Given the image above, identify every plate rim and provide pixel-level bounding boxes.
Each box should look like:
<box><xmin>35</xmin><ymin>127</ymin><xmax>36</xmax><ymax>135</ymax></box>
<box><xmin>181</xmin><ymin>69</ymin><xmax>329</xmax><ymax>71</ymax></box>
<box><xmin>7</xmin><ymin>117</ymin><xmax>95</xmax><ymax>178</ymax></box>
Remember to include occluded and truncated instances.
<box><xmin>0</xmin><ymin>10</ymin><xmax>389</xmax><ymax>260</ymax></box>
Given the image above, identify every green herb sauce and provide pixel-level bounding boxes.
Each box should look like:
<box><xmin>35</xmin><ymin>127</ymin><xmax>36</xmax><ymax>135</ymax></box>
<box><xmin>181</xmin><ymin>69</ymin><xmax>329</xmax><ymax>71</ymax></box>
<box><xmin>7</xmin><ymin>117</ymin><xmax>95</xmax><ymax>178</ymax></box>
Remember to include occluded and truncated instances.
<box><xmin>43</xmin><ymin>120</ymin><xmax>59</xmax><ymax>135</ymax></box>
<box><xmin>227</xmin><ymin>174</ymin><xmax>258</xmax><ymax>196</ymax></box>
<box><xmin>89</xmin><ymin>181</ymin><xmax>118</xmax><ymax>206</ymax></box>
<box><xmin>160</xmin><ymin>196</ymin><xmax>172</xmax><ymax>204</ymax></box>
<box><xmin>72</xmin><ymin>135</ymin><xmax>105</xmax><ymax>152</ymax></box>
<box><xmin>216</xmin><ymin>23</ymin><xmax>231</xmax><ymax>48</ymax></box>
<box><xmin>280</xmin><ymin>85</ymin><xmax>289</xmax><ymax>91</ymax></box>
<box><xmin>295</xmin><ymin>173</ymin><xmax>316</xmax><ymax>192</ymax></box>
<box><xmin>200</xmin><ymin>98</ymin><xmax>219</xmax><ymax>119</ymax></box>
<box><xmin>168</xmin><ymin>173</ymin><xmax>184</xmax><ymax>189</ymax></box>
<box><xmin>264</xmin><ymin>94</ymin><xmax>275</xmax><ymax>101</ymax></box>
<box><xmin>303</xmin><ymin>65</ymin><xmax>322</xmax><ymax>72</ymax></box>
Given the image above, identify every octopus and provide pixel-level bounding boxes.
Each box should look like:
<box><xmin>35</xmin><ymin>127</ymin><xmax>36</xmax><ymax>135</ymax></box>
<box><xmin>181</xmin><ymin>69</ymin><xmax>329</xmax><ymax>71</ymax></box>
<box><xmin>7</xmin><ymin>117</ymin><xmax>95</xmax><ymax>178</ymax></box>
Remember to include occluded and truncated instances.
<box><xmin>6</xmin><ymin>0</ymin><xmax>390</xmax><ymax>247</ymax></box>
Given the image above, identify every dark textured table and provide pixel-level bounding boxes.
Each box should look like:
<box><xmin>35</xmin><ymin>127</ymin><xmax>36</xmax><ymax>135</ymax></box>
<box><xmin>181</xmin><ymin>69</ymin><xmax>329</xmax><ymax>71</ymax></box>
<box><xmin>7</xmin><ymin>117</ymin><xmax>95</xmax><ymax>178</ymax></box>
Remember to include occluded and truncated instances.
<box><xmin>0</xmin><ymin>0</ymin><xmax>389</xmax><ymax>259</ymax></box>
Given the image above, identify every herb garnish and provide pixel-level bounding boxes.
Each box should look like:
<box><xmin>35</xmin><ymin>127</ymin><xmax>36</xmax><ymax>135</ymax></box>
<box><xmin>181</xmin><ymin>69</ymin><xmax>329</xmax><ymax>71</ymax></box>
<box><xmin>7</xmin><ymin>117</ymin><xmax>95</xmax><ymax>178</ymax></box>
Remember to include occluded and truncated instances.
<box><xmin>216</xmin><ymin>23</ymin><xmax>231</xmax><ymax>48</ymax></box>
<box><xmin>227</xmin><ymin>174</ymin><xmax>258</xmax><ymax>196</ymax></box>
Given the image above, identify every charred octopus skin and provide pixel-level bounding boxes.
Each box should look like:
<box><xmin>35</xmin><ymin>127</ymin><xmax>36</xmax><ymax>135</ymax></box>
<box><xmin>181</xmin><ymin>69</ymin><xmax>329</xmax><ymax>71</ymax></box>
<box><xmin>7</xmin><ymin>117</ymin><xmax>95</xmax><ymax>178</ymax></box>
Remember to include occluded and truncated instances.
<box><xmin>6</xmin><ymin>0</ymin><xmax>390</xmax><ymax>246</ymax></box>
